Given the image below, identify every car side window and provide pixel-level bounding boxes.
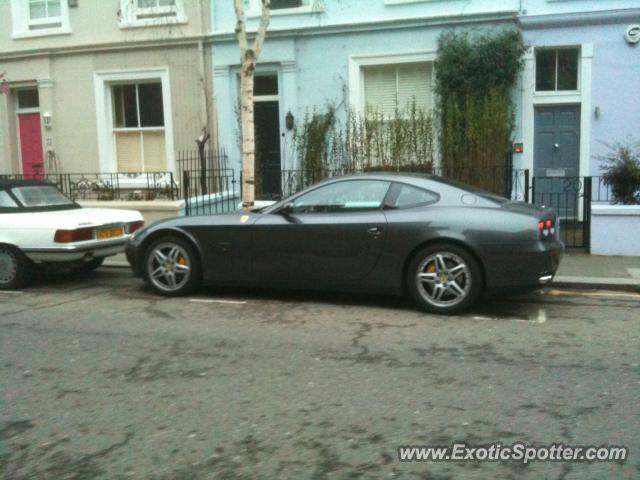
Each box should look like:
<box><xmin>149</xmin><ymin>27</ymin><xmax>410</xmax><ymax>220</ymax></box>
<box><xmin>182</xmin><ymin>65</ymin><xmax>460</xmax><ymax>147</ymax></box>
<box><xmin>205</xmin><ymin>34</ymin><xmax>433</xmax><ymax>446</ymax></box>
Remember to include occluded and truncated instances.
<box><xmin>292</xmin><ymin>180</ymin><xmax>391</xmax><ymax>214</ymax></box>
<box><xmin>0</xmin><ymin>191</ymin><xmax>18</xmax><ymax>209</ymax></box>
<box><xmin>391</xmin><ymin>184</ymin><xmax>438</xmax><ymax>209</ymax></box>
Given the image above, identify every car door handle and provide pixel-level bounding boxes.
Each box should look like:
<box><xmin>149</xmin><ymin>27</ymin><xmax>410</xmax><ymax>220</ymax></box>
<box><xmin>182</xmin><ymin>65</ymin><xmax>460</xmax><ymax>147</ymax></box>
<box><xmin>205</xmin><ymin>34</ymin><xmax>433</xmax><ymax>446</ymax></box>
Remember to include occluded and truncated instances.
<box><xmin>367</xmin><ymin>227</ymin><xmax>382</xmax><ymax>236</ymax></box>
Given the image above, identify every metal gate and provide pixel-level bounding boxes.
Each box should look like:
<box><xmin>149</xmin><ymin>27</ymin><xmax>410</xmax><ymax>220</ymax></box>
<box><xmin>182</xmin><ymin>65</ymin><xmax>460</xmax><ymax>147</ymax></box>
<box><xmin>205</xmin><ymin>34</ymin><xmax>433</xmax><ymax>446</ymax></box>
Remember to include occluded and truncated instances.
<box><xmin>531</xmin><ymin>176</ymin><xmax>592</xmax><ymax>250</ymax></box>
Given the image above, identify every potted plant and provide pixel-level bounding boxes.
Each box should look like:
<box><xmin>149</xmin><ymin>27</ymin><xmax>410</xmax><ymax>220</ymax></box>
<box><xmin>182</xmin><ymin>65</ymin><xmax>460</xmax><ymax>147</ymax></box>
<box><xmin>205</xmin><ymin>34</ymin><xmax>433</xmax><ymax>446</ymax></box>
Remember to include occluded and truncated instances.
<box><xmin>600</xmin><ymin>140</ymin><xmax>640</xmax><ymax>205</ymax></box>
<box><xmin>591</xmin><ymin>140</ymin><xmax>640</xmax><ymax>256</ymax></box>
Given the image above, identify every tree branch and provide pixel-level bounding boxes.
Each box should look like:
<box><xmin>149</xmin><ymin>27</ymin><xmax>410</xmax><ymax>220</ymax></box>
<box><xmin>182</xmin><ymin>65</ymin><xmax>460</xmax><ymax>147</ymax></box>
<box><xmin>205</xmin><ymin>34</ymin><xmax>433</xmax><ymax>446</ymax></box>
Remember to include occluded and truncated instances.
<box><xmin>252</xmin><ymin>0</ymin><xmax>271</xmax><ymax>60</ymax></box>
<box><xmin>233</xmin><ymin>0</ymin><xmax>248</xmax><ymax>55</ymax></box>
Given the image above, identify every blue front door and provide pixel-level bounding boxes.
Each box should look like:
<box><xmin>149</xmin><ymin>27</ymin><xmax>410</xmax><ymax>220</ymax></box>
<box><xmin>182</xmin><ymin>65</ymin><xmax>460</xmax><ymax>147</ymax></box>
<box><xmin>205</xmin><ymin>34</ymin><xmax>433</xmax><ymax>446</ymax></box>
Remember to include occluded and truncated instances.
<box><xmin>534</xmin><ymin>106</ymin><xmax>581</xmax><ymax>218</ymax></box>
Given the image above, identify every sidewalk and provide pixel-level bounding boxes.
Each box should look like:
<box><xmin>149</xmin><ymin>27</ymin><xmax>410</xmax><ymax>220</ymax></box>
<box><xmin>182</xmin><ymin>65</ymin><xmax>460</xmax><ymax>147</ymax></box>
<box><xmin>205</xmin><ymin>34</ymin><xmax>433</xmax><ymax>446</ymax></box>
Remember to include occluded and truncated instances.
<box><xmin>105</xmin><ymin>252</ymin><xmax>640</xmax><ymax>292</ymax></box>
<box><xmin>554</xmin><ymin>253</ymin><xmax>640</xmax><ymax>291</ymax></box>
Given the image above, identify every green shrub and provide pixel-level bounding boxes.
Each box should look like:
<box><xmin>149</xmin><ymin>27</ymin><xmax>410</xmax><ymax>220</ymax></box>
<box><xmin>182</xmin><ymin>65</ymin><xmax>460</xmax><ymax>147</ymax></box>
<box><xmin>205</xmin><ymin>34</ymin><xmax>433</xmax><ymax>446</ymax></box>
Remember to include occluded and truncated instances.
<box><xmin>599</xmin><ymin>140</ymin><xmax>640</xmax><ymax>205</ymax></box>
<box><xmin>435</xmin><ymin>28</ymin><xmax>525</xmax><ymax>190</ymax></box>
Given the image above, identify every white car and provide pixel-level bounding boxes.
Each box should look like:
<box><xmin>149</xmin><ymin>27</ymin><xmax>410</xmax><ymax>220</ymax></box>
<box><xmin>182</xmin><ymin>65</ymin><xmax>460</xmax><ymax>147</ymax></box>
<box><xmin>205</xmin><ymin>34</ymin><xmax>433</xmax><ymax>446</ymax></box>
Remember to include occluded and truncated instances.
<box><xmin>0</xmin><ymin>180</ymin><xmax>144</xmax><ymax>289</ymax></box>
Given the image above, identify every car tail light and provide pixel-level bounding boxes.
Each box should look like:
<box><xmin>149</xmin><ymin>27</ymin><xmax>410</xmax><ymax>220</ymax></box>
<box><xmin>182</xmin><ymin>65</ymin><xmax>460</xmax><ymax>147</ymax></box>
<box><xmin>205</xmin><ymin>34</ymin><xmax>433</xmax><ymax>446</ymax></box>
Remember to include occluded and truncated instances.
<box><xmin>126</xmin><ymin>221</ymin><xmax>144</xmax><ymax>234</ymax></box>
<box><xmin>54</xmin><ymin>227</ymin><xmax>95</xmax><ymax>243</ymax></box>
<box><xmin>538</xmin><ymin>217</ymin><xmax>556</xmax><ymax>239</ymax></box>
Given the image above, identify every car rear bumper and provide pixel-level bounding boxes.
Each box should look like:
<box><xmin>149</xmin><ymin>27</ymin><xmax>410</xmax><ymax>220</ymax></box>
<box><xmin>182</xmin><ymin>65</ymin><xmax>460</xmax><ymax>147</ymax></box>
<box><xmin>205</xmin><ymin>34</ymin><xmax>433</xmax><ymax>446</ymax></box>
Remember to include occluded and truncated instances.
<box><xmin>22</xmin><ymin>238</ymin><xmax>129</xmax><ymax>263</ymax></box>
<box><xmin>480</xmin><ymin>240</ymin><xmax>564</xmax><ymax>291</ymax></box>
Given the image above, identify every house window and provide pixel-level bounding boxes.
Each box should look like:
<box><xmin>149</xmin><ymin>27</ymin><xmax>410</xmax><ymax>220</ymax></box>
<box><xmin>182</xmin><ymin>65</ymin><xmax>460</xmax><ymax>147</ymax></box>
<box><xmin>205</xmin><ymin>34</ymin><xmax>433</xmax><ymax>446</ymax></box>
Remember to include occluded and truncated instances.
<box><xmin>10</xmin><ymin>0</ymin><xmax>71</xmax><ymax>38</ymax></box>
<box><xmin>119</xmin><ymin>0</ymin><xmax>187</xmax><ymax>28</ymax></box>
<box><xmin>112</xmin><ymin>83</ymin><xmax>166</xmax><ymax>172</ymax></box>
<box><xmin>17</xmin><ymin>88</ymin><xmax>40</xmax><ymax>110</ymax></box>
<box><xmin>536</xmin><ymin>48</ymin><xmax>579</xmax><ymax>92</ymax></box>
<box><xmin>28</xmin><ymin>0</ymin><xmax>62</xmax><ymax>28</ymax></box>
<box><xmin>271</xmin><ymin>0</ymin><xmax>303</xmax><ymax>9</ymax></box>
<box><xmin>363</xmin><ymin>63</ymin><xmax>433</xmax><ymax>117</ymax></box>
<box><xmin>248</xmin><ymin>0</ymin><xmax>317</xmax><ymax>15</ymax></box>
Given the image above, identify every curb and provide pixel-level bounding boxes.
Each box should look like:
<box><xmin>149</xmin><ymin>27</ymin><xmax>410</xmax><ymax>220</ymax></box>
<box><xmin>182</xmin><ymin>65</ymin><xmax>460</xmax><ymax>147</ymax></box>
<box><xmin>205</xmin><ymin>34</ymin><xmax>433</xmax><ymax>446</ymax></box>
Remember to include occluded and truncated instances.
<box><xmin>552</xmin><ymin>276</ymin><xmax>640</xmax><ymax>293</ymax></box>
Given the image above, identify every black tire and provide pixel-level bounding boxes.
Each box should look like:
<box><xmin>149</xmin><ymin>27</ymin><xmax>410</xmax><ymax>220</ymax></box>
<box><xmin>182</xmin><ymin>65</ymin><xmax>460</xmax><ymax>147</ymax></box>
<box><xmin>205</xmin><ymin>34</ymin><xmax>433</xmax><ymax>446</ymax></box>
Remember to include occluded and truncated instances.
<box><xmin>406</xmin><ymin>243</ymin><xmax>483</xmax><ymax>315</ymax></box>
<box><xmin>75</xmin><ymin>257</ymin><xmax>105</xmax><ymax>274</ymax></box>
<box><xmin>0</xmin><ymin>246</ymin><xmax>32</xmax><ymax>290</ymax></box>
<box><xmin>143</xmin><ymin>236</ymin><xmax>201</xmax><ymax>297</ymax></box>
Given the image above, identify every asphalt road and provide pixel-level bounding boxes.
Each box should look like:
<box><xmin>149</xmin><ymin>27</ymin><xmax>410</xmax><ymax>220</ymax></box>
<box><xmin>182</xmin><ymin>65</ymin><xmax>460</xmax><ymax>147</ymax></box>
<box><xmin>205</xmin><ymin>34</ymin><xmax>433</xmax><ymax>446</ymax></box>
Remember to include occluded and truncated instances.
<box><xmin>1</xmin><ymin>267</ymin><xmax>638</xmax><ymax>480</ymax></box>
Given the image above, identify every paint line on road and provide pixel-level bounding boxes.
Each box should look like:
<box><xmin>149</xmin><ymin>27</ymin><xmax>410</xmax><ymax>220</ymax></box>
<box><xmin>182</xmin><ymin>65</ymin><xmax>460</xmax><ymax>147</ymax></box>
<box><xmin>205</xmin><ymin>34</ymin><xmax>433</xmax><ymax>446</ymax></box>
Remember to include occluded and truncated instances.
<box><xmin>545</xmin><ymin>289</ymin><xmax>640</xmax><ymax>300</ymax></box>
<box><xmin>189</xmin><ymin>298</ymin><xmax>248</xmax><ymax>305</ymax></box>
<box><xmin>0</xmin><ymin>291</ymin><xmax>24</xmax><ymax>295</ymax></box>
<box><xmin>627</xmin><ymin>268</ymin><xmax>640</xmax><ymax>279</ymax></box>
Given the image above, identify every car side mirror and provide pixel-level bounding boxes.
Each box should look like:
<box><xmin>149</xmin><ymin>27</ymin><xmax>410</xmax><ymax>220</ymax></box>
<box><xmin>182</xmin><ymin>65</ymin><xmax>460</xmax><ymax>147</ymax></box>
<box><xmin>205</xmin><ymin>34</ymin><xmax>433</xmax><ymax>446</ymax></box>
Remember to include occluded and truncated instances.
<box><xmin>279</xmin><ymin>202</ymin><xmax>294</xmax><ymax>216</ymax></box>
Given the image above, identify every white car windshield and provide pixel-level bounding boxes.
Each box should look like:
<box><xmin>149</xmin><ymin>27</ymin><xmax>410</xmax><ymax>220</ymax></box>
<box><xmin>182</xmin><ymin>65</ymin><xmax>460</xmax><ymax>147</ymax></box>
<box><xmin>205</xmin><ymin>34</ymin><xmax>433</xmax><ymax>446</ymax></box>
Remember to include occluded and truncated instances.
<box><xmin>11</xmin><ymin>185</ymin><xmax>74</xmax><ymax>207</ymax></box>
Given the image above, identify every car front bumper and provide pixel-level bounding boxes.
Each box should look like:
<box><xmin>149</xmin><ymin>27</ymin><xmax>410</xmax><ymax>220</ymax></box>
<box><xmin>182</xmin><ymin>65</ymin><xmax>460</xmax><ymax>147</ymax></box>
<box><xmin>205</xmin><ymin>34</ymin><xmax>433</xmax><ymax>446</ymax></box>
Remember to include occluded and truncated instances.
<box><xmin>22</xmin><ymin>238</ymin><xmax>129</xmax><ymax>263</ymax></box>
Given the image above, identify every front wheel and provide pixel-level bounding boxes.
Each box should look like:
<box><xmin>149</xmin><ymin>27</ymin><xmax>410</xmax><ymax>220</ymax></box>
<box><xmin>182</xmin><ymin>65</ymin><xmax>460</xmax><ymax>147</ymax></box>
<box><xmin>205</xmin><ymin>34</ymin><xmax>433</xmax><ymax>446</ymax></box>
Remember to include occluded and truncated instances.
<box><xmin>0</xmin><ymin>246</ymin><xmax>32</xmax><ymax>290</ymax></box>
<box><xmin>407</xmin><ymin>244</ymin><xmax>483</xmax><ymax>315</ymax></box>
<box><xmin>143</xmin><ymin>236</ymin><xmax>201</xmax><ymax>296</ymax></box>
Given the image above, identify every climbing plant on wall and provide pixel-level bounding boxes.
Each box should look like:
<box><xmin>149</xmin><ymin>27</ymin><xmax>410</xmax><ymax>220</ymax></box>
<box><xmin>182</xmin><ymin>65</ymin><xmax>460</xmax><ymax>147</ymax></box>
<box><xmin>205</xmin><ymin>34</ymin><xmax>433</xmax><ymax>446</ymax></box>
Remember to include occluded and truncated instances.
<box><xmin>435</xmin><ymin>29</ymin><xmax>525</xmax><ymax>181</ymax></box>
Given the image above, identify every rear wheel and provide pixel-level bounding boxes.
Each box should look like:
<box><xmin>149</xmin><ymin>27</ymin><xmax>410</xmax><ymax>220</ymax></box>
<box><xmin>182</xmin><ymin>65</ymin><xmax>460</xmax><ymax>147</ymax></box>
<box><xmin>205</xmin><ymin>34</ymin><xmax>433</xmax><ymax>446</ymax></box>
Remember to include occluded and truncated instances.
<box><xmin>407</xmin><ymin>244</ymin><xmax>483</xmax><ymax>315</ymax></box>
<box><xmin>144</xmin><ymin>236</ymin><xmax>201</xmax><ymax>296</ymax></box>
<box><xmin>0</xmin><ymin>246</ymin><xmax>31</xmax><ymax>290</ymax></box>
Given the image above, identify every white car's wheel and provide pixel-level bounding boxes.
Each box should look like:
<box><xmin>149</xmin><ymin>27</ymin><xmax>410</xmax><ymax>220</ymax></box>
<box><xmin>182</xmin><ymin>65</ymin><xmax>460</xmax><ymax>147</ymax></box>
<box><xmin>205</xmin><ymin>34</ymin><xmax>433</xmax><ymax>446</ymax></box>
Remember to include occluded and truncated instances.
<box><xmin>0</xmin><ymin>246</ymin><xmax>31</xmax><ymax>290</ymax></box>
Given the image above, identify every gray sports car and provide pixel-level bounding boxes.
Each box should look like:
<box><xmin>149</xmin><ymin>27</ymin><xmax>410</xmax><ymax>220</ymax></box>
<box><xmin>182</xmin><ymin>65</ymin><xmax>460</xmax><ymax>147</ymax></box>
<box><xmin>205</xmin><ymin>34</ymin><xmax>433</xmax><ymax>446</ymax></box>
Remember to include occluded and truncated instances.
<box><xmin>126</xmin><ymin>173</ymin><xmax>563</xmax><ymax>314</ymax></box>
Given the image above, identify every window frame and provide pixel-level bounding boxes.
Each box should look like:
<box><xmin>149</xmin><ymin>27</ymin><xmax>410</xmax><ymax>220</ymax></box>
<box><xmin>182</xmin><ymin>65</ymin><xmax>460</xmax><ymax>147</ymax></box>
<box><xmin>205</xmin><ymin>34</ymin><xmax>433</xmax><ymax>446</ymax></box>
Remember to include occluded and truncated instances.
<box><xmin>112</xmin><ymin>82</ymin><xmax>166</xmax><ymax>131</ymax></box>
<box><xmin>348</xmin><ymin>51</ymin><xmax>437</xmax><ymax>117</ymax></box>
<box><xmin>28</xmin><ymin>0</ymin><xmax>63</xmax><ymax>28</ymax></box>
<box><xmin>534</xmin><ymin>47</ymin><xmax>580</xmax><ymax>94</ymax></box>
<box><xmin>119</xmin><ymin>0</ymin><xmax>187</xmax><ymax>29</ymax></box>
<box><xmin>285</xmin><ymin>179</ymin><xmax>394</xmax><ymax>214</ymax></box>
<box><xmin>93</xmin><ymin>68</ymin><xmax>176</xmax><ymax>175</ymax></box>
<box><xmin>10</xmin><ymin>0</ymin><xmax>71</xmax><ymax>39</ymax></box>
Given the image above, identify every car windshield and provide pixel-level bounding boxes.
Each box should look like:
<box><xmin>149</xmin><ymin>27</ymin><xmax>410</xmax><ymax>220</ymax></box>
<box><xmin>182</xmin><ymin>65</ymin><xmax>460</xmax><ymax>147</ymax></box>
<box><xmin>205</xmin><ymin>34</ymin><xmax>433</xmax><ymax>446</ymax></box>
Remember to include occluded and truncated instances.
<box><xmin>10</xmin><ymin>185</ymin><xmax>74</xmax><ymax>207</ymax></box>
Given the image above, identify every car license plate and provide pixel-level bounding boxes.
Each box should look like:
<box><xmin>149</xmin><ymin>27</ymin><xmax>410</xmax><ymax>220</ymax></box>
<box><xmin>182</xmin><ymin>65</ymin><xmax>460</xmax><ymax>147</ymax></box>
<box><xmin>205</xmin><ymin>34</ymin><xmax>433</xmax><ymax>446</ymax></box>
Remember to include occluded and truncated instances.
<box><xmin>96</xmin><ymin>226</ymin><xmax>124</xmax><ymax>240</ymax></box>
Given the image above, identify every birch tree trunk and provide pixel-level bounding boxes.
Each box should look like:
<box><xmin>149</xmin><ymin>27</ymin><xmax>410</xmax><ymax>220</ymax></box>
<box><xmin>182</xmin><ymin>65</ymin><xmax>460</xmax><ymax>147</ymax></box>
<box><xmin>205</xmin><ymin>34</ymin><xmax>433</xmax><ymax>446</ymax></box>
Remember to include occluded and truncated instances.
<box><xmin>234</xmin><ymin>0</ymin><xmax>271</xmax><ymax>209</ymax></box>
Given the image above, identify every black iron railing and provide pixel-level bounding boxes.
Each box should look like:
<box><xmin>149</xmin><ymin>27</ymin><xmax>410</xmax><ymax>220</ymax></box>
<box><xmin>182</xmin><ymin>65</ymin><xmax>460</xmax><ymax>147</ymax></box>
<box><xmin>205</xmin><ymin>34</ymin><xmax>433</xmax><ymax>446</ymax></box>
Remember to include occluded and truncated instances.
<box><xmin>0</xmin><ymin>172</ymin><xmax>178</xmax><ymax>201</ymax></box>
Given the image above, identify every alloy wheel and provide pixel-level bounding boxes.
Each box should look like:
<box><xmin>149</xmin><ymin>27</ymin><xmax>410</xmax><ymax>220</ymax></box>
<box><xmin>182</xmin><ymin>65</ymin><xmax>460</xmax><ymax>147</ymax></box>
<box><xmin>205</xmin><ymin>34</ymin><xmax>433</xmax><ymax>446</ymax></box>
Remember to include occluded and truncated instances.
<box><xmin>146</xmin><ymin>242</ymin><xmax>192</xmax><ymax>293</ymax></box>
<box><xmin>0</xmin><ymin>248</ymin><xmax>18</xmax><ymax>285</ymax></box>
<box><xmin>415</xmin><ymin>252</ymin><xmax>472</xmax><ymax>308</ymax></box>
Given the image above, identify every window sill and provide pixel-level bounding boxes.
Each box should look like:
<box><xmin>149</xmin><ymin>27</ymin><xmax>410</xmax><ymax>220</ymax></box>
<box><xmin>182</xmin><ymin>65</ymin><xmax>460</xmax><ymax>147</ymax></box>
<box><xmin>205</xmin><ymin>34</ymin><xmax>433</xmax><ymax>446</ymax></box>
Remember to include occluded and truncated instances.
<box><xmin>12</xmin><ymin>26</ymin><xmax>72</xmax><ymax>39</ymax></box>
<box><xmin>534</xmin><ymin>90</ymin><xmax>580</xmax><ymax>96</ymax></box>
<box><xmin>385</xmin><ymin>0</ymin><xmax>449</xmax><ymax>5</ymax></box>
<box><xmin>119</xmin><ymin>16</ymin><xmax>188</xmax><ymax>29</ymax></box>
<box><xmin>247</xmin><ymin>5</ymin><xmax>323</xmax><ymax>18</ymax></box>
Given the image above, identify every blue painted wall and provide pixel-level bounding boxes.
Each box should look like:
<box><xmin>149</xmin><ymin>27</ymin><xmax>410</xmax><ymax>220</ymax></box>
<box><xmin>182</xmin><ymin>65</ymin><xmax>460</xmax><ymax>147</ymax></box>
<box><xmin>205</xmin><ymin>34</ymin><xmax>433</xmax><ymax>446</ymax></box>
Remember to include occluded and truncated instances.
<box><xmin>212</xmin><ymin>0</ymin><xmax>520</xmax><ymax>173</ymax></box>
<box><xmin>212</xmin><ymin>0</ymin><xmax>640</xmax><ymax>178</ymax></box>
<box><xmin>518</xmin><ymin>2</ymin><xmax>640</xmax><ymax>175</ymax></box>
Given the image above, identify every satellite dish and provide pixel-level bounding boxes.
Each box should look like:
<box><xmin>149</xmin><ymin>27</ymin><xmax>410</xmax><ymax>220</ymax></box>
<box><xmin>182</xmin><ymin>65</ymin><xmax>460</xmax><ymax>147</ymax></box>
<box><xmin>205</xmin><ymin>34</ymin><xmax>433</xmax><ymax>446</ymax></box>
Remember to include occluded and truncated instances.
<box><xmin>624</xmin><ymin>25</ymin><xmax>640</xmax><ymax>45</ymax></box>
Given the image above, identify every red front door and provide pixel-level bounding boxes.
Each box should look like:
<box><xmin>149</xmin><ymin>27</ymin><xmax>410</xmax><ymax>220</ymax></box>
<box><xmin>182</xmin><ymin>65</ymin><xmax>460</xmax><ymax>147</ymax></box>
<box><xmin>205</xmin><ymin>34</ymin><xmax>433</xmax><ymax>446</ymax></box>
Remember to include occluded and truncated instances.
<box><xmin>18</xmin><ymin>113</ymin><xmax>45</xmax><ymax>179</ymax></box>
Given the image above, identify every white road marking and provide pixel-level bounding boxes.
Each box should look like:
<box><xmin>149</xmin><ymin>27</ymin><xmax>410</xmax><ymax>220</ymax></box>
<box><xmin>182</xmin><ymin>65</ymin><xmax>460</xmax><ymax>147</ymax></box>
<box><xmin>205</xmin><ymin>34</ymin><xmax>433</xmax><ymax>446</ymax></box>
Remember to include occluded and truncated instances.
<box><xmin>627</xmin><ymin>268</ymin><xmax>640</xmax><ymax>279</ymax></box>
<box><xmin>545</xmin><ymin>289</ymin><xmax>640</xmax><ymax>300</ymax></box>
<box><xmin>537</xmin><ymin>309</ymin><xmax>547</xmax><ymax>324</ymax></box>
<box><xmin>188</xmin><ymin>298</ymin><xmax>247</xmax><ymax>305</ymax></box>
<box><xmin>0</xmin><ymin>291</ymin><xmax>24</xmax><ymax>295</ymax></box>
